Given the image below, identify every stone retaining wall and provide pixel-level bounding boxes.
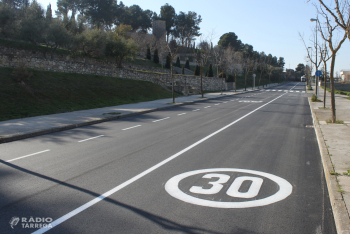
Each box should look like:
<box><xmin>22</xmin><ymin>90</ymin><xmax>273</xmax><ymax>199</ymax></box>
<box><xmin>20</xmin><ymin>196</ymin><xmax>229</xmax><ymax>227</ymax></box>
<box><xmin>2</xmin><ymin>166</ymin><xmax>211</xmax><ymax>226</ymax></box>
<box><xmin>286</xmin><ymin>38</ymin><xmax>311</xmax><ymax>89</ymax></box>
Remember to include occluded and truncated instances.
<box><xmin>0</xmin><ymin>46</ymin><xmax>230</xmax><ymax>92</ymax></box>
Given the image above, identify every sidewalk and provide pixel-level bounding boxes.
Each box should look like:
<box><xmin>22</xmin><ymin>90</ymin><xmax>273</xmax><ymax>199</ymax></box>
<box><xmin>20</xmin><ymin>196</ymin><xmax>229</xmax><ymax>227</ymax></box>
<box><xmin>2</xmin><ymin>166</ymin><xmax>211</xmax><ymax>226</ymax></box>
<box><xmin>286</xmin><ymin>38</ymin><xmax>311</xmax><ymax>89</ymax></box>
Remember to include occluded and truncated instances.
<box><xmin>0</xmin><ymin>84</ymin><xmax>277</xmax><ymax>143</ymax></box>
<box><xmin>308</xmin><ymin>85</ymin><xmax>350</xmax><ymax>234</ymax></box>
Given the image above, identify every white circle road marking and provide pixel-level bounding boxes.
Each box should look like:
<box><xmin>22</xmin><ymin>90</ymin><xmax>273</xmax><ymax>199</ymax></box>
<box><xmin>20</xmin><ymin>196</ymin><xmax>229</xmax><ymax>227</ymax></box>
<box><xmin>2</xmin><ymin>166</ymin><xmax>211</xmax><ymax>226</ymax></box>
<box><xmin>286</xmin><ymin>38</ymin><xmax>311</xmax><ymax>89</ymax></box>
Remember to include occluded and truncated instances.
<box><xmin>165</xmin><ymin>168</ymin><xmax>292</xmax><ymax>208</ymax></box>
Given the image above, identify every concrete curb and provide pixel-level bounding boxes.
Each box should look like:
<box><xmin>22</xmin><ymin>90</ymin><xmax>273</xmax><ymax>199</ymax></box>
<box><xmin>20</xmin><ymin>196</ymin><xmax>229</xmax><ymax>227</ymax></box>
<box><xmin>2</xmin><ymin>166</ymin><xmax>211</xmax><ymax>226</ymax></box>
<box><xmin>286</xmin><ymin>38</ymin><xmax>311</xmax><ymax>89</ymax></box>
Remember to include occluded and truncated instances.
<box><xmin>308</xmin><ymin>97</ymin><xmax>350</xmax><ymax>234</ymax></box>
<box><xmin>0</xmin><ymin>89</ymin><xmax>257</xmax><ymax>144</ymax></box>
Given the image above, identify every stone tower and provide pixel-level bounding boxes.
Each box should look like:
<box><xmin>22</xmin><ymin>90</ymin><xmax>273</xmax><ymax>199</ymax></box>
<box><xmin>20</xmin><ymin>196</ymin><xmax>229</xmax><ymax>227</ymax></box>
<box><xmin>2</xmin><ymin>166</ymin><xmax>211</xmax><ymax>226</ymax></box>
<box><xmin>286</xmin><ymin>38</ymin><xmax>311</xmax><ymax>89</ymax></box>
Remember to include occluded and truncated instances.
<box><xmin>152</xmin><ymin>20</ymin><xmax>166</xmax><ymax>40</ymax></box>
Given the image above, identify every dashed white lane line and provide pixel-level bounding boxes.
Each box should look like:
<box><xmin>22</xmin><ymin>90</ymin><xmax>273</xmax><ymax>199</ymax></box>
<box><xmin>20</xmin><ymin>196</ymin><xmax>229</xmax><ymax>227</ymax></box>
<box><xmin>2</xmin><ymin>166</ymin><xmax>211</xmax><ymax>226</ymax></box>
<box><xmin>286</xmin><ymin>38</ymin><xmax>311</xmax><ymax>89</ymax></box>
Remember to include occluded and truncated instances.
<box><xmin>214</xmin><ymin>104</ymin><xmax>220</xmax><ymax>105</ymax></box>
<box><xmin>223</xmin><ymin>102</ymin><xmax>228</xmax><ymax>103</ymax></box>
<box><xmin>33</xmin><ymin>92</ymin><xmax>287</xmax><ymax>234</ymax></box>
<box><xmin>178</xmin><ymin>113</ymin><xmax>186</xmax><ymax>116</ymax></box>
<box><xmin>78</xmin><ymin>135</ymin><xmax>104</xmax><ymax>143</ymax></box>
<box><xmin>193</xmin><ymin>109</ymin><xmax>200</xmax><ymax>111</ymax></box>
<box><xmin>6</xmin><ymin>150</ymin><xmax>50</xmax><ymax>162</ymax></box>
<box><xmin>278</xmin><ymin>90</ymin><xmax>282</xmax><ymax>92</ymax></box>
<box><xmin>290</xmin><ymin>91</ymin><xmax>294</xmax><ymax>92</ymax></box>
<box><xmin>296</xmin><ymin>91</ymin><xmax>300</xmax><ymax>93</ymax></box>
<box><xmin>302</xmin><ymin>91</ymin><xmax>305</xmax><ymax>93</ymax></box>
<box><xmin>152</xmin><ymin>117</ymin><xmax>170</xmax><ymax>122</ymax></box>
<box><xmin>122</xmin><ymin>125</ymin><xmax>142</xmax><ymax>131</ymax></box>
<box><xmin>204</xmin><ymin>106</ymin><xmax>211</xmax><ymax>108</ymax></box>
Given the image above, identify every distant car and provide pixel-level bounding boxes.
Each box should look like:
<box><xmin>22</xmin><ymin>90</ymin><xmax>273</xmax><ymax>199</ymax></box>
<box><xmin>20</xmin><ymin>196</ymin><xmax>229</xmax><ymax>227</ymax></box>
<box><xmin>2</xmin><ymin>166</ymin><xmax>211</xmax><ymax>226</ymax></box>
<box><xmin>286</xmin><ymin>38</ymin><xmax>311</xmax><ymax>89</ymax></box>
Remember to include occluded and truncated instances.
<box><xmin>301</xmin><ymin>76</ymin><xmax>306</xmax><ymax>82</ymax></box>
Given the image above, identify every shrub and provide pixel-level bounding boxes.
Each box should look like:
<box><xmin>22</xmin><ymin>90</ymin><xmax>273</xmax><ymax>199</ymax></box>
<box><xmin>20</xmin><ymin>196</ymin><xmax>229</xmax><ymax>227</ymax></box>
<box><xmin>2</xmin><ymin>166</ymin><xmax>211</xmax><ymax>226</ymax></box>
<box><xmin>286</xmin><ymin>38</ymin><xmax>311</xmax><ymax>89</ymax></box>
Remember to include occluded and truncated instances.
<box><xmin>208</xmin><ymin>64</ymin><xmax>213</xmax><ymax>77</ymax></box>
<box><xmin>185</xmin><ymin>60</ymin><xmax>190</xmax><ymax>69</ymax></box>
<box><xmin>165</xmin><ymin>53</ymin><xmax>171</xmax><ymax>68</ymax></box>
<box><xmin>175</xmin><ymin>57</ymin><xmax>180</xmax><ymax>67</ymax></box>
<box><xmin>153</xmin><ymin>49</ymin><xmax>159</xmax><ymax>64</ymax></box>
<box><xmin>11</xmin><ymin>64</ymin><xmax>33</xmax><ymax>84</ymax></box>
<box><xmin>311</xmin><ymin>94</ymin><xmax>321</xmax><ymax>102</ymax></box>
<box><xmin>194</xmin><ymin>65</ymin><xmax>200</xmax><ymax>76</ymax></box>
<box><xmin>146</xmin><ymin>47</ymin><xmax>151</xmax><ymax>60</ymax></box>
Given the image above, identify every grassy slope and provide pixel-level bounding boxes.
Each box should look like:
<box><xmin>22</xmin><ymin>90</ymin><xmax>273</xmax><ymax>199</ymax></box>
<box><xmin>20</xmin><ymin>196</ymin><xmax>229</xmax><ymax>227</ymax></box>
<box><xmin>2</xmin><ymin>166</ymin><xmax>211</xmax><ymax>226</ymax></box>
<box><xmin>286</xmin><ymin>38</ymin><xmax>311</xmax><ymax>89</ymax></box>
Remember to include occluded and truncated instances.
<box><xmin>0</xmin><ymin>67</ymin><xmax>175</xmax><ymax>121</ymax></box>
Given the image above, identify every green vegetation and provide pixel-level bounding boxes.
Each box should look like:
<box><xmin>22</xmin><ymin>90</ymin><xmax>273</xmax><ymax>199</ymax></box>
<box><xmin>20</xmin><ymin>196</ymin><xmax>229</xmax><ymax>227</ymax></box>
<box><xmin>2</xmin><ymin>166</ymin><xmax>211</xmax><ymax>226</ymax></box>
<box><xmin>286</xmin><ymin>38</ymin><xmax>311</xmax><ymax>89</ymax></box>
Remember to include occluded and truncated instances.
<box><xmin>0</xmin><ymin>67</ymin><xmax>175</xmax><ymax>121</ymax></box>
<box><xmin>330</xmin><ymin>171</ymin><xmax>341</xmax><ymax>176</ymax></box>
<box><xmin>321</xmin><ymin>86</ymin><xmax>350</xmax><ymax>96</ymax></box>
<box><xmin>326</xmin><ymin>119</ymin><xmax>344</xmax><ymax>124</ymax></box>
<box><xmin>311</xmin><ymin>94</ymin><xmax>321</xmax><ymax>102</ymax></box>
<box><xmin>343</xmin><ymin>170</ymin><xmax>350</xmax><ymax>176</ymax></box>
<box><xmin>307</xmin><ymin>86</ymin><xmax>313</xmax><ymax>90</ymax></box>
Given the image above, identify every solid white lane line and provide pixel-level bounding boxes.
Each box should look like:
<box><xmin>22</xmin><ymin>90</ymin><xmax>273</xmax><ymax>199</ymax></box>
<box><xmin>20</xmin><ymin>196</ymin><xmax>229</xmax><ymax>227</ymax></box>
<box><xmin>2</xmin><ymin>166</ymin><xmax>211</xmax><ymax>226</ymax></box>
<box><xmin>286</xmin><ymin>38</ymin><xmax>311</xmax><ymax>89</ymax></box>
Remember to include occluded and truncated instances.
<box><xmin>192</xmin><ymin>109</ymin><xmax>200</xmax><ymax>111</ymax></box>
<box><xmin>78</xmin><ymin>135</ymin><xmax>104</xmax><ymax>143</ymax></box>
<box><xmin>178</xmin><ymin>113</ymin><xmax>186</xmax><ymax>116</ymax></box>
<box><xmin>204</xmin><ymin>106</ymin><xmax>211</xmax><ymax>108</ymax></box>
<box><xmin>33</xmin><ymin>92</ymin><xmax>287</xmax><ymax>234</ymax></box>
<box><xmin>152</xmin><ymin>117</ymin><xmax>170</xmax><ymax>123</ymax></box>
<box><xmin>122</xmin><ymin>125</ymin><xmax>142</xmax><ymax>131</ymax></box>
<box><xmin>289</xmin><ymin>83</ymin><xmax>298</xmax><ymax>90</ymax></box>
<box><xmin>7</xmin><ymin>150</ymin><xmax>50</xmax><ymax>162</ymax></box>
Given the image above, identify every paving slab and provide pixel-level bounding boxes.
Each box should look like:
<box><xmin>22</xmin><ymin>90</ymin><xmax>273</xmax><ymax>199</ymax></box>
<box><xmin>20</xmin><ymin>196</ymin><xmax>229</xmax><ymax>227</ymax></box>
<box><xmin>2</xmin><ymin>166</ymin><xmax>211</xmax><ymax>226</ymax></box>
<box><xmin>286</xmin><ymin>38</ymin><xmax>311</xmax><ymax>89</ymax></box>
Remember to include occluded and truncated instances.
<box><xmin>308</xmin><ymin>85</ymin><xmax>350</xmax><ymax>234</ymax></box>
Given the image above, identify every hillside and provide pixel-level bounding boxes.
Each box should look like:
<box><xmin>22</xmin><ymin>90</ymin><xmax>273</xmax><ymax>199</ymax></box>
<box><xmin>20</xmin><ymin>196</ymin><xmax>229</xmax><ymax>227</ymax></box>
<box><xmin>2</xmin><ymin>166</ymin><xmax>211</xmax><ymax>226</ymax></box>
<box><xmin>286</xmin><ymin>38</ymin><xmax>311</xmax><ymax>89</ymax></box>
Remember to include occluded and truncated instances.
<box><xmin>0</xmin><ymin>67</ymin><xmax>176</xmax><ymax>121</ymax></box>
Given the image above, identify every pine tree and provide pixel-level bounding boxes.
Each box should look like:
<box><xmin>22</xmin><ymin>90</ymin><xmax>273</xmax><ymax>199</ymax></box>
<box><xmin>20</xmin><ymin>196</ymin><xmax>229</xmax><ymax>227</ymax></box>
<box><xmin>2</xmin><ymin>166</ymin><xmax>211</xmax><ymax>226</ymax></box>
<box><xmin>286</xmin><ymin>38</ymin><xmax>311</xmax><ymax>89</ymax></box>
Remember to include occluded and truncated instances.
<box><xmin>153</xmin><ymin>49</ymin><xmax>159</xmax><ymax>64</ymax></box>
<box><xmin>194</xmin><ymin>65</ymin><xmax>200</xmax><ymax>76</ymax></box>
<box><xmin>208</xmin><ymin>64</ymin><xmax>213</xmax><ymax>77</ymax></box>
<box><xmin>185</xmin><ymin>60</ymin><xmax>190</xmax><ymax>69</ymax></box>
<box><xmin>146</xmin><ymin>47</ymin><xmax>151</xmax><ymax>60</ymax></box>
<box><xmin>165</xmin><ymin>53</ymin><xmax>171</xmax><ymax>68</ymax></box>
<box><xmin>175</xmin><ymin>57</ymin><xmax>180</xmax><ymax>67</ymax></box>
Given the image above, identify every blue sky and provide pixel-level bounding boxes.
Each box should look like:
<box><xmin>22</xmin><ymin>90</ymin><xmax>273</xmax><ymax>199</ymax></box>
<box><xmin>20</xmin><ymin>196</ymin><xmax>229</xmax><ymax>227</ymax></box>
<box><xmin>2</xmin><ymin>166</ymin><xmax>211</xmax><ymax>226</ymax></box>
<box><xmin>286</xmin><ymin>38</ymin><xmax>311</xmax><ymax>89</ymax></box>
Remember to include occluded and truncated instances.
<box><xmin>36</xmin><ymin>0</ymin><xmax>350</xmax><ymax>74</ymax></box>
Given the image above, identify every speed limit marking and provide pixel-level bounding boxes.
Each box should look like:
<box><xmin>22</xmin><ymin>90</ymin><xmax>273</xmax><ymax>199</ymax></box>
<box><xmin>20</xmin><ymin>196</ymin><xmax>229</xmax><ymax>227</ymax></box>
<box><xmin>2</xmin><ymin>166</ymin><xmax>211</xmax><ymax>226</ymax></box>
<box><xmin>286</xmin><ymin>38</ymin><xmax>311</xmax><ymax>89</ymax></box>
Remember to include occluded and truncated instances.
<box><xmin>165</xmin><ymin>168</ymin><xmax>292</xmax><ymax>208</ymax></box>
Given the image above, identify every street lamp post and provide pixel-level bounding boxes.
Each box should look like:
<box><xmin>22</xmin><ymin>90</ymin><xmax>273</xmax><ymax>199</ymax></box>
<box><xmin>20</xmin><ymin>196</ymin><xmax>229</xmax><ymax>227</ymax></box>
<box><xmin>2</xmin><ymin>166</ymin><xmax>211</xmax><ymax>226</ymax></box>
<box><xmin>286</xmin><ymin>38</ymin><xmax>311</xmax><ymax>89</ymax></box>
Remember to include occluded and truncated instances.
<box><xmin>310</xmin><ymin>17</ymin><xmax>318</xmax><ymax>96</ymax></box>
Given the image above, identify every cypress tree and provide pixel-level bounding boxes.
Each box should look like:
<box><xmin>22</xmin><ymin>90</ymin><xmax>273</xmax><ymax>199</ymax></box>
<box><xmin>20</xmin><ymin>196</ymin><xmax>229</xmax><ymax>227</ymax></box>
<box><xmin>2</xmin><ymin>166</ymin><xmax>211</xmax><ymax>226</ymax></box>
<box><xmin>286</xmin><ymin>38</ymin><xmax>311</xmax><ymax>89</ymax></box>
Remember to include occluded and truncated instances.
<box><xmin>194</xmin><ymin>65</ymin><xmax>200</xmax><ymax>76</ymax></box>
<box><xmin>165</xmin><ymin>53</ymin><xmax>171</xmax><ymax>68</ymax></box>
<box><xmin>176</xmin><ymin>57</ymin><xmax>181</xmax><ymax>67</ymax></box>
<box><xmin>208</xmin><ymin>64</ymin><xmax>214</xmax><ymax>77</ymax></box>
<box><xmin>185</xmin><ymin>60</ymin><xmax>190</xmax><ymax>69</ymax></box>
<box><xmin>146</xmin><ymin>47</ymin><xmax>151</xmax><ymax>60</ymax></box>
<box><xmin>153</xmin><ymin>49</ymin><xmax>159</xmax><ymax>64</ymax></box>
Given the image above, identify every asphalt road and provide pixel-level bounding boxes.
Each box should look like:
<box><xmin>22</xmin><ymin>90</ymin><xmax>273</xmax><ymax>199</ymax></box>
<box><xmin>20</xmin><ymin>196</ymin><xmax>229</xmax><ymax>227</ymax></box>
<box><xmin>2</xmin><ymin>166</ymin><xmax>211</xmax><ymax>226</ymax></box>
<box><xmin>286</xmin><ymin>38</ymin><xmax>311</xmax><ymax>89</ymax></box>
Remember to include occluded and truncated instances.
<box><xmin>0</xmin><ymin>82</ymin><xmax>336</xmax><ymax>234</ymax></box>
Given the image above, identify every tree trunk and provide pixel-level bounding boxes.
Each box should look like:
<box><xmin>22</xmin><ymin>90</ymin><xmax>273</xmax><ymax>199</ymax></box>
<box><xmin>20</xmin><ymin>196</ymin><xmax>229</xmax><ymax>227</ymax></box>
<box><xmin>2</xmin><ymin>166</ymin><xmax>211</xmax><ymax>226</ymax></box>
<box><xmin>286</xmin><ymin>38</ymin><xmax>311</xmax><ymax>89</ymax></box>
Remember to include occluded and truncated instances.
<box><xmin>235</xmin><ymin>74</ymin><xmax>237</xmax><ymax>92</ymax></box>
<box><xmin>171</xmin><ymin>62</ymin><xmax>175</xmax><ymax>103</ymax></box>
<box><xmin>244</xmin><ymin>73</ymin><xmax>247</xmax><ymax>91</ymax></box>
<box><xmin>323</xmin><ymin>61</ymin><xmax>327</xmax><ymax>109</ymax></box>
<box><xmin>330</xmin><ymin>56</ymin><xmax>336</xmax><ymax>123</ymax></box>
<box><xmin>200</xmin><ymin>67</ymin><xmax>204</xmax><ymax>98</ymax></box>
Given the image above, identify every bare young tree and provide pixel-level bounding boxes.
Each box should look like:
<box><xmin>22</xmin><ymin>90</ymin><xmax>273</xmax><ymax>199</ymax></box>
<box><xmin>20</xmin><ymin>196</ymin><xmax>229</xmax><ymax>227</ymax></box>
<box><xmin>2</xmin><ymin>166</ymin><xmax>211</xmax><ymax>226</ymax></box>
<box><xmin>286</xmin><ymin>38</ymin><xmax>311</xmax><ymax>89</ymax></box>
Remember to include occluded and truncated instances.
<box><xmin>299</xmin><ymin>32</ymin><xmax>323</xmax><ymax>91</ymax></box>
<box><xmin>319</xmin><ymin>43</ymin><xmax>332</xmax><ymax>108</ymax></box>
<box><xmin>194</xmin><ymin>37</ymin><xmax>212</xmax><ymax>98</ymax></box>
<box><xmin>241</xmin><ymin>55</ymin><xmax>256</xmax><ymax>91</ymax></box>
<box><xmin>165</xmin><ymin>39</ymin><xmax>180</xmax><ymax>103</ymax></box>
<box><xmin>257</xmin><ymin>56</ymin><xmax>267</xmax><ymax>89</ymax></box>
<box><xmin>316</xmin><ymin>0</ymin><xmax>350</xmax><ymax>41</ymax></box>
<box><xmin>318</xmin><ymin>6</ymin><xmax>348</xmax><ymax>122</ymax></box>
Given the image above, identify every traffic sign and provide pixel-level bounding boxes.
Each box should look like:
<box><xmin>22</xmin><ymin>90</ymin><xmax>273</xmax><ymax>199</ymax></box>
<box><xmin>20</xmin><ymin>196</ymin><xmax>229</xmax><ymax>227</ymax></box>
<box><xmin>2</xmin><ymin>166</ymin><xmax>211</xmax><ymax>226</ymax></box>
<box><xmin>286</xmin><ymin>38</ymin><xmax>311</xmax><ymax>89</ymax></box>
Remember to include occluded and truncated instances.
<box><xmin>315</xmin><ymin>70</ymin><xmax>322</xmax><ymax>77</ymax></box>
